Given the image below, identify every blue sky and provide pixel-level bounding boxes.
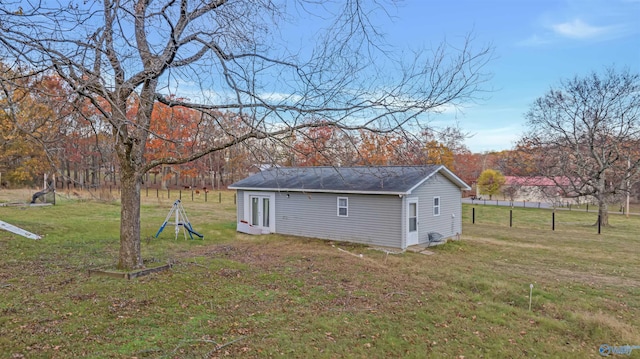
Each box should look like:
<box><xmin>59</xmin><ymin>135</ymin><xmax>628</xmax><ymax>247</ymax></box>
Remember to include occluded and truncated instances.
<box><xmin>378</xmin><ymin>0</ymin><xmax>640</xmax><ymax>152</ymax></box>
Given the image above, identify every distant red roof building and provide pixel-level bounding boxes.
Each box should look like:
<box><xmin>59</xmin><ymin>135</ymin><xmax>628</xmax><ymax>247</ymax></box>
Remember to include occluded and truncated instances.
<box><xmin>498</xmin><ymin>175</ymin><xmax>588</xmax><ymax>204</ymax></box>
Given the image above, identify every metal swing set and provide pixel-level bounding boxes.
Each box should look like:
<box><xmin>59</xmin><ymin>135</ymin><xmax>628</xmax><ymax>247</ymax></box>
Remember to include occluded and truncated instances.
<box><xmin>155</xmin><ymin>200</ymin><xmax>203</xmax><ymax>240</ymax></box>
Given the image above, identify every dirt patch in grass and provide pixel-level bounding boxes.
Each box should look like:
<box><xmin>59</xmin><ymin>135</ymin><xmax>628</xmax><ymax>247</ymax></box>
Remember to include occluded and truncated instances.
<box><xmin>180</xmin><ymin>236</ymin><xmax>433</xmax><ymax>296</ymax></box>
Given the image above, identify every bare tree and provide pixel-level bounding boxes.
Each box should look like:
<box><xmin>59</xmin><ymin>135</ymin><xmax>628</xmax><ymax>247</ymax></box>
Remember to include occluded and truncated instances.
<box><xmin>0</xmin><ymin>0</ymin><xmax>492</xmax><ymax>269</ymax></box>
<box><xmin>523</xmin><ymin>68</ymin><xmax>640</xmax><ymax>226</ymax></box>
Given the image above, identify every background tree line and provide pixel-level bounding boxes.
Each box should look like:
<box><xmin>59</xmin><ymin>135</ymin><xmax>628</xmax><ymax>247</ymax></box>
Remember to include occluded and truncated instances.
<box><xmin>4</xmin><ymin>66</ymin><xmax>639</xmax><ymax>211</ymax></box>
<box><xmin>1</xmin><ymin>66</ymin><xmax>481</xmax><ymax>190</ymax></box>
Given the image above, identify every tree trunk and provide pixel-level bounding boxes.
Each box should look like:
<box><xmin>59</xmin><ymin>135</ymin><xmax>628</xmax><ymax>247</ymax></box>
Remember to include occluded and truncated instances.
<box><xmin>160</xmin><ymin>165</ymin><xmax>168</xmax><ymax>190</ymax></box>
<box><xmin>598</xmin><ymin>200</ymin><xmax>609</xmax><ymax>227</ymax></box>
<box><xmin>595</xmin><ymin>178</ymin><xmax>609</xmax><ymax>227</ymax></box>
<box><xmin>118</xmin><ymin>165</ymin><xmax>143</xmax><ymax>270</ymax></box>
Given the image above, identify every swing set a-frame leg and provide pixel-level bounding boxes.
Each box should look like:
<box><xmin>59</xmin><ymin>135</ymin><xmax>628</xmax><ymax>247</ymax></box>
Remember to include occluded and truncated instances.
<box><xmin>155</xmin><ymin>200</ymin><xmax>178</xmax><ymax>238</ymax></box>
<box><xmin>154</xmin><ymin>200</ymin><xmax>203</xmax><ymax>240</ymax></box>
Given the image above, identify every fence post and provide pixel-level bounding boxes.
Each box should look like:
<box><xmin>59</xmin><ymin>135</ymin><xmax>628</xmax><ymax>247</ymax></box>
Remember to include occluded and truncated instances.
<box><xmin>472</xmin><ymin>207</ymin><xmax>475</xmax><ymax>224</ymax></box>
<box><xmin>156</xmin><ymin>188</ymin><xmax>159</xmax><ymax>198</ymax></box>
<box><xmin>234</xmin><ymin>193</ymin><xmax>237</xmax><ymax>205</ymax></box>
<box><xmin>509</xmin><ymin>209</ymin><xmax>512</xmax><ymax>227</ymax></box>
<box><xmin>179</xmin><ymin>190</ymin><xmax>182</xmax><ymax>200</ymax></box>
<box><xmin>552</xmin><ymin>212</ymin><xmax>555</xmax><ymax>231</ymax></box>
<box><xmin>205</xmin><ymin>191</ymin><xmax>207</xmax><ymax>202</ymax></box>
<box><xmin>586</xmin><ymin>203</ymin><xmax>589</xmax><ymax>212</ymax></box>
<box><xmin>597</xmin><ymin>215</ymin><xmax>601</xmax><ymax>234</ymax></box>
<box><xmin>191</xmin><ymin>190</ymin><xmax>194</xmax><ymax>201</ymax></box>
<box><xmin>219</xmin><ymin>192</ymin><xmax>222</xmax><ymax>203</ymax></box>
<box><xmin>168</xmin><ymin>189</ymin><xmax>170</xmax><ymax>199</ymax></box>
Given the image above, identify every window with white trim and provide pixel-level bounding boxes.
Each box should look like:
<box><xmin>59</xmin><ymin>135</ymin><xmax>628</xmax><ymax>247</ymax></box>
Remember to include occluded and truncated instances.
<box><xmin>337</xmin><ymin>197</ymin><xmax>348</xmax><ymax>217</ymax></box>
<box><xmin>433</xmin><ymin>196</ymin><xmax>440</xmax><ymax>216</ymax></box>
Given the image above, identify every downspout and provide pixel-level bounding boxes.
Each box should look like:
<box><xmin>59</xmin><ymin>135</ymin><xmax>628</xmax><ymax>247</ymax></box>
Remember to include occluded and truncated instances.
<box><xmin>401</xmin><ymin>193</ymin><xmax>407</xmax><ymax>250</ymax></box>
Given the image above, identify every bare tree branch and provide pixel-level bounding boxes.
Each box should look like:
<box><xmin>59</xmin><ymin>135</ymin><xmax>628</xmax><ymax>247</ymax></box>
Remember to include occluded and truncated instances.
<box><xmin>522</xmin><ymin>67</ymin><xmax>640</xmax><ymax>226</ymax></box>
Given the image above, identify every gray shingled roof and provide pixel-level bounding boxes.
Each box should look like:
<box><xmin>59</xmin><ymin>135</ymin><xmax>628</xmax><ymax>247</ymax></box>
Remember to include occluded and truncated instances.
<box><xmin>229</xmin><ymin>165</ymin><xmax>470</xmax><ymax>195</ymax></box>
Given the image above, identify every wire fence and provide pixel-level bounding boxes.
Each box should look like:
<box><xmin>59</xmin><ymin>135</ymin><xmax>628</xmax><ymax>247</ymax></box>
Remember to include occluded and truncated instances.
<box><xmin>24</xmin><ymin>186</ymin><xmax>237</xmax><ymax>206</ymax></box>
<box><xmin>465</xmin><ymin>198</ymin><xmax>635</xmax><ymax>215</ymax></box>
<box><xmin>465</xmin><ymin>205</ymin><xmax>615</xmax><ymax>235</ymax></box>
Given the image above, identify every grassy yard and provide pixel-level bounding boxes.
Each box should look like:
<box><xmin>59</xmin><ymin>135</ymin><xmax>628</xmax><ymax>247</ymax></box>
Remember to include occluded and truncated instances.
<box><xmin>0</xmin><ymin>190</ymin><xmax>639</xmax><ymax>358</ymax></box>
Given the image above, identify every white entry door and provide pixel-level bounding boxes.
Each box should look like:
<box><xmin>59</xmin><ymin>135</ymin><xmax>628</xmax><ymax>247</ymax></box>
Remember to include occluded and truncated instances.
<box><xmin>245</xmin><ymin>192</ymin><xmax>275</xmax><ymax>234</ymax></box>
<box><xmin>407</xmin><ymin>198</ymin><xmax>419</xmax><ymax>246</ymax></box>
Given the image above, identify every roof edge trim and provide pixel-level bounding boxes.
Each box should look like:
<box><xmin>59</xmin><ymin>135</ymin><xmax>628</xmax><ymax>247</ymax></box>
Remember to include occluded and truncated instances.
<box><xmin>227</xmin><ymin>186</ymin><xmax>408</xmax><ymax>196</ymax></box>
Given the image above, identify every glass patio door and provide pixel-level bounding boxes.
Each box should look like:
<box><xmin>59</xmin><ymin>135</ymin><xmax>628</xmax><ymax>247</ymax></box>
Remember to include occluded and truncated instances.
<box><xmin>250</xmin><ymin>195</ymin><xmax>271</xmax><ymax>229</ymax></box>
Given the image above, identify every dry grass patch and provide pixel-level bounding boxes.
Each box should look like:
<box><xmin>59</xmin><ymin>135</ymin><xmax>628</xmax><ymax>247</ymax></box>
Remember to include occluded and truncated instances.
<box><xmin>574</xmin><ymin>311</ymin><xmax>640</xmax><ymax>344</ymax></box>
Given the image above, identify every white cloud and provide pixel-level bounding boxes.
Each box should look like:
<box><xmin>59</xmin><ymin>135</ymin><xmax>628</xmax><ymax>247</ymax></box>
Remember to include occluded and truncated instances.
<box><xmin>550</xmin><ymin>19</ymin><xmax>612</xmax><ymax>39</ymax></box>
<box><xmin>518</xmin><ymin>15</ymin><xmax>634</xmax><ymax>47</ymax></box>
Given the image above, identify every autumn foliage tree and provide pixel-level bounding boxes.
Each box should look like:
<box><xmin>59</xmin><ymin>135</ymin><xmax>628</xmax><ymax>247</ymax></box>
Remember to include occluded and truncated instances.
<box><xmin>144</xmin><ymin>99</ymin><xmax>203</xmax><ymax>188</ymax></box>
<box><xmin>0</xmin><ymin>66</ymin><xmax>70</xmax><ymax>185</ymax></box>
<box><xmin>423</xmin><ymin>140</ymin><xmax>455</xmax><ymax>168</ymax></box>
<box><xmin>355</xmin><ymin>131</ymin><xmax>405</xmax><ymax>165</ymax></box>
<box><xmin>451</xmin><ymin>151</ymin><xmax>482</xmax><ymax>185</ymax></box>
<box><xmin>291</xmin><ymin>125</ymin><xmax>348</xmax><ymax>166</ymax></box>
<box><xmin>497</xmin><ymin>143</ymin><xmax>543</xmax><ymax>177</ymax></box>
<box><xmin>477</xmin><ymin>169</ymin><xmax>506</xmax><ymax>199</ymax></box>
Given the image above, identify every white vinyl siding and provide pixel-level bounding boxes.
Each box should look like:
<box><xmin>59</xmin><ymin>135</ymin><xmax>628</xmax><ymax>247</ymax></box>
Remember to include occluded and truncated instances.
<box><xmin>410</xmin><ymin>173</ymin><xmax>463</xmax><ymax>244</ymax></box>
<box><xmin>275</xmin><ymin>192</ymin><xmax>403</xmax><ymax>248</ymax></box>
<box><xmin>337</xmin><ymin>197</ymin><xmax>348</xmax><ymax>217</ymax></box>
